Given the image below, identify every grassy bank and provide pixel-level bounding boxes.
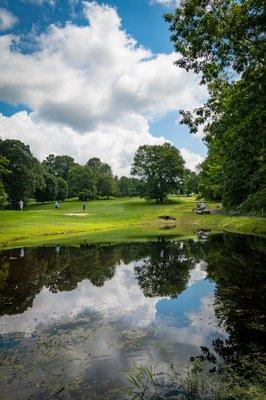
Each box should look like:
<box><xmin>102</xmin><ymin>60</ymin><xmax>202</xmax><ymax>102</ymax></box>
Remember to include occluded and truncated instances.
<box><xmin>0</xmin><ymin>196</ymin><xmax>265</xmax><ymax>248</ymax></box>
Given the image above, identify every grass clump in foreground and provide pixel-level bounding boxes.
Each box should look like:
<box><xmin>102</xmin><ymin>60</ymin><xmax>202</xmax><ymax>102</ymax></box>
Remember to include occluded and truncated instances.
<box><xmin>0</xmin><ymin>196</ymin><xmax>265</xmax><ymax>248</ymax></box>
<box><xmin>119</xmin><ymin>357</ymin><xmax>266</xmax><ymax>400</ymax></box>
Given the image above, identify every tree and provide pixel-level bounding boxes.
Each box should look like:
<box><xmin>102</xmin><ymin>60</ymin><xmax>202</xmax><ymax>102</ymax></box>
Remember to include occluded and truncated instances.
<box><xmin>165</xmin><ymin>0</ymin><xmax>265</xmax><ymax>212</ymax></box>
<box><xmin>0</xmin><ymin>156</ymin><xmax>10</xmax><ymax>209</ymax></box>
<box><xmin>165</xmin><ymin>0</ymin><xmax>264</xmax><ymax>84</ymax></box>
<box><xmin>42</xmin><ymin>154</ymin><xmax>75</xmax><ymax>181</ymax></box>
<box><xmin>182</xmin><ymin>169</ymin><xmax>199</xmax><ymax>196</ymax></box>
<box><xmin>56</xmin><ymin>177</ymin><xmax>68</xmax><ymax>201</ymax></box>
<box><xmin>86</xmin><ymin>158</ymin><xmax>112</xmax><ymax>176</ymax></box>
<box><xmin>97</xmin><ymin>174</ymin><xmax>116</xmax><ymax>199</ymax></box>
<box><xmin>86</xmin><ymin>157</ymin><xmax>113</xmax><ymax>198</ymax></box>
<box><xmin>68</xmin><ymin>165</ymin><xmax>97</xmax><ymax>199</ymax></box>
<box><xmin>197</xmin><ymin>148</ymin><xmax>223</xmax><ymax>201</ymax></box>
<box><xmin>131</xmin><ymin>143</ymin><xmax>185</xmax><ymax>204</ymax></box>
<box><xmin>118</xmin><ymin>176</ymin><xmax>143</xmax><ymax>197</ymax></box>
<box><xmin>35</xmin><ymin>173</ymin><xmax>58</xmax><ymax>203</ymax></box>
<box><xmin>0</xmin><ymin>139</ymin><xmax>41</xmax><ymax>208</ymax></box>
<box><xmin>0</xmin><ymin>181</ymin><xmax>8</xmax><ymax>210</ymax></box>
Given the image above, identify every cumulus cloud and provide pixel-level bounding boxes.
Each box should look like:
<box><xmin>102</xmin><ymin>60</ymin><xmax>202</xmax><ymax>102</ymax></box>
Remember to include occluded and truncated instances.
<box><xmin>180</xmin><ymin>147</ymin><xmax>204</xmax><ymax>171</ymax></box>
<box><xmin>25</xmin><ymin>0</ymin><xmax>57</xmax><ymax>5</ymax></box>
<box><xmin>0</xmin><ymin>1</ymin><xmax>205</xmax><ymax>175</ymax></box>
<box><xmin>0</xmin><ymin>9</ymin><xmax>18</xmax><ymax>31</ymax></box>
<box><xmin>150</xmin><ymin>0</ymin><xmax>180</xmax><ymax>7</ymax></box>
<box><xmin>0</xmin><ymin>2</ymin><xmax>204</xmax><ymax>130</ymax></box>
<box><xmin>0</xmin><ymin>261</ymin><xmax>160</xmax><ymax>334</ymax></box>
<box><xmin>0</xmin><ymin>111</ymin><xmax>167</xmax><ymax>175</ymax></box>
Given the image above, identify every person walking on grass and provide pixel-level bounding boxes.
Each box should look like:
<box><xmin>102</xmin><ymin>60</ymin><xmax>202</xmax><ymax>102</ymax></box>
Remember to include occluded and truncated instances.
<box><xmin>19</xmin><ymin>200</ymin><xmax>24</xmax><ymax>211</ymax></box>
<box><xmin>83</xmin><ymin>203</ymin><xmax>86</xmax><ymax>212</ymax></box>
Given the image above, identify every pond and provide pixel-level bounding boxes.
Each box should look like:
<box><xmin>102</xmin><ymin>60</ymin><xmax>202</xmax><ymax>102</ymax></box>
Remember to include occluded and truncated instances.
<box><xmin>0</xmin><ymin>232</ymin><xmax>265</xmax><ymax>399</ymax></box>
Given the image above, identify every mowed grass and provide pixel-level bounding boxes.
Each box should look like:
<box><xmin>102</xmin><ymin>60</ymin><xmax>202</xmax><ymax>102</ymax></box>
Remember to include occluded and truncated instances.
<box><xmin>0</xmin><ymin>196</ymin><xmax>265</xmax><ymax>248</ymax></box>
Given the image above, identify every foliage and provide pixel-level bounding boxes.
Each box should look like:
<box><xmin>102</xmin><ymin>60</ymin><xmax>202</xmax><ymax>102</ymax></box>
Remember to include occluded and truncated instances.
<box><xmin>134</xmin><ymin>239</ymin><xmax>193</xmax><ymax>297</ymax></box>
<box><xmin>165</xmin><ymin>0</ymin><xmax>264</xmax><ymax>83</ymax></box>
<box><xmin>35</xmin><ymin>173</ymin><xmax>58</xmax><ymax>203</ymax></box>
<box><xmin>86</xmin><ymin>157</ymin><xmax>112</xmax><ymax>176</ymax></box>
<box><xmin>118</xmin><ymin>176</ymin><xmax>137</xmax><ymax>197</ymax></box>
<box><xmin>0</xmin><ymin>156</ymin><xmax>10</xmax><ymax>209</ymax></box>
<box><xmin>97</xmin><ymin>173</ymin><xmax>117</xmax><ymax>198</ymax></box>
<box><xmin>86</xmin><ymin>157</ymin><xmax>114</xmax><ymax>198</ymax></box>
<box><xmin>0</xmin><ymin>181</ymin><xmax>8</xmax><ymax>210</ymax></box>
<box><xmin>121</xmin><ymin>358</ymin><xmax>266</xmax><ymax>400</ymax></box>
<box><xmin>182</xmin><ymin>169</ymin><xmax>199</xmax><ymax>196</ymax></box>
<box><xmin>56</xmin><ymin>177</ymin><xmax>68</xmax><ymax>201</ymax></box>
<box><xmin>0</xmin><ymin>139</ymin><xmax>41</xmax><ymax>208</ymax></box>
<box><xmin>131</xmin><ymin>143</ymin><xmax>185</xmax><ymax>204</ymax></box>
<box><xmin>197</xmin><ymin>149</ymin><xmax>223</xmax><ymax>201</ymax></box>
<box><xmin>42</xmin><ymin>154</ymin><xmax>75</xmax><ymax>181</ymax></box>
<box><xmin>165</xmin><ymin>0</ymin><xmax>266</xmax><ymax>212</ymax></box>
<box><xmin>78</xmin><ymin>190</ymin><xmax>91</xmax><ymax>201</ymax></box>
<box><xmin>68</xmin><ymin>164</ymin><xmax>97</xmax><ymax>199</ymax></box>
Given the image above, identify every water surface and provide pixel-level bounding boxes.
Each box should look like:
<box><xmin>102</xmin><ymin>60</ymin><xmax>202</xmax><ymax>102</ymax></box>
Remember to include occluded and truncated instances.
<box><xmin>0</xmin><ymin>232</ymin><xmax>265</xmax><ymax>399</ymax></box>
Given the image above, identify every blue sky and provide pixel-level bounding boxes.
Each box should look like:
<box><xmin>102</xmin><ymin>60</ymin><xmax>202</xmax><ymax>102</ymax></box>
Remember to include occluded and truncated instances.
<box><xmin>0</xmin><ymin>0</ymin><xmax>206</xmax><ymax>174</ymax></box>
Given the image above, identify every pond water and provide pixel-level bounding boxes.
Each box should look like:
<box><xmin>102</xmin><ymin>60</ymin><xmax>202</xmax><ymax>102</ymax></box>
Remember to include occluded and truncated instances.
<box><xmin>0</xmin><ymin>232</ymin><xmax>265</xmax><ymax>399</ymax></box>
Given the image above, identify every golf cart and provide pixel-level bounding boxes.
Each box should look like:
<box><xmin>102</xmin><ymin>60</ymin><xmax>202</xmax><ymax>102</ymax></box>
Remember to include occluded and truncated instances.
<box><xmin>193</xmin><ymin>202</ymin><xmax>211</xmax><ymax>214</ymax></box>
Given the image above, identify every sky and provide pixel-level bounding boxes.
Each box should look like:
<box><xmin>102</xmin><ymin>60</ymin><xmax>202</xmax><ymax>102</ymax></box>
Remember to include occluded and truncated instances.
<box><xmin>0</xmin><ymin>0</ymin><xmax>207</xmax><ymax>175</ymax></box>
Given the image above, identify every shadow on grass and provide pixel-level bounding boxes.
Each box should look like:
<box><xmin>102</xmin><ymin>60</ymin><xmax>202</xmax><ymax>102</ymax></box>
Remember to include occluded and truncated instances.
<box><xmin>125</xmin><ymin>198</ymin><xmax>185</xmax><ymax>208</ymax></box>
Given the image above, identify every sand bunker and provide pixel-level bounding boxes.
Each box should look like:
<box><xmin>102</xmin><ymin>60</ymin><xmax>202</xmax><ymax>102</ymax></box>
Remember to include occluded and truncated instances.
<box><xmin>64</xmin><ymin>213</ymin><xmax>89</xmax><ymax>217</ymax></box>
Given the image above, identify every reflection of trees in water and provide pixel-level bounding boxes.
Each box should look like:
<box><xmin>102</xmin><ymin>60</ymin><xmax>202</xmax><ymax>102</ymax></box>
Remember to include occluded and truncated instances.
<box><xmin>191</xmin><ymin>233</ymin><xmax>266</xmax><ymax>381</ymax></box>
<box><xmin>0</xmin><ymin>239</ymin><xmax>196</xmax><ymax>316</ymax></box>
<box><xmin>0</xmin><ymin>232</ymin><xmax>265</xmax><ymax>369</ymax></box>
<box><xmin>134</xmin><ymin>238</ymin><xmax>195</xmax><ymax>298</ymax></box>
<box><xmin>0</xmin><ymin>243</ymin><xmax>148</xmax><ymax>316</ymax></box>
<box><xmin>0</xmin><ymin>247</ymin><xmax>70</xmax><ymax>315</ymax></box>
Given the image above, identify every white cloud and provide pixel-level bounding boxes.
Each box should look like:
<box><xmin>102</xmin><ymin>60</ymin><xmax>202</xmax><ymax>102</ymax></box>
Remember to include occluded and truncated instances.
<box><xmin>150</xmin><ymin>0</ymin><xmax>180</xmax><ymax>7</ymax></box>
<box><xmin>25</xmin><ymin>0</ymin><xmax>57</xmax><ymax>5</ymax></box>
<box><xmin>188</xmin><ymin>261</ymin><xmax>207</xmax><ymax>286</ymax></box>
<box><xmin>188</xmin><ymin>294</ymin><xmax>226</xmax><ymax>337</ymax></box>
<box><xmin>180</xmin><ymin>147</ymin><xmax>204</xmax><ymax>171</ymax></box>
<box><xmin>0</xmin><ymin>1</ymin><xmax>205</xmax><ymax>175</ymax></box>
<box><xmin>0</xmin><ymin>9</ymin><xmax>18</xmax><ymax>31</ymax></box>
<box><xmin>0</xmin><ymin>111</ymin><xmax>167</xmax><ymax>176</ymax></box>
<box><xmin>0</xmin><ymin>261</ymin><xmax>160</xmax><ymax>334</ymax></box>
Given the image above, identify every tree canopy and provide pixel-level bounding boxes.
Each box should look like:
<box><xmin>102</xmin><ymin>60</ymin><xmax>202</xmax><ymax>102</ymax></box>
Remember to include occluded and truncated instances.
<box><xmin>0</xmin><ymin>139</ymin><xmax>41</xmax><ymax>207</ymax></box>
<box><xmin>165</xmin><ymin>0</ymin><xmax>265</xmax><ymax>212</ymax></box>
<box><xmin>131</xmin><ymin>143</ymin><xmax>185</xmax><ymax>204</ymax></box>
<box><xmin>42</xmin><ymin>154</ymin><xmax>75</xmax><ymax>181</ymax></box>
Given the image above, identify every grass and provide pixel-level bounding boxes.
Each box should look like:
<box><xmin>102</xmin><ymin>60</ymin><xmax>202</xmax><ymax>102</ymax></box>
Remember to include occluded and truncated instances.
<box><xmin>0</xmin><ymin>196</ymin><xmax>265</xmax><ymax>248</ymax></box>
<box><xmin>119</xmin><ymin>359</ymin><xmax>266</xmax><ymax>400</ymax></box>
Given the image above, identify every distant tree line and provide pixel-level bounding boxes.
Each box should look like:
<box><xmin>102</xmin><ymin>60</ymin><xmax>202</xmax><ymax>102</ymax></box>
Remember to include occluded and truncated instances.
<box><xmin>0</xmin><ymin>138</ymin><xmax>199</xmax><ymax>209</ymax></box>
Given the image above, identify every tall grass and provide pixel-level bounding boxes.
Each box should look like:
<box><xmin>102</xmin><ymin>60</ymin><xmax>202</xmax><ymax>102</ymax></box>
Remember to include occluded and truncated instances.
<box><xmin>119</xmin><ymin>358</ymin><xmax>266</xmax><ymax>400</ymax></box>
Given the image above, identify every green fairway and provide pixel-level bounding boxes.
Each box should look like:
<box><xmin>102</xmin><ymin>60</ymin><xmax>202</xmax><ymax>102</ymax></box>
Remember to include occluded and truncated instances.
<box><xmin>0</xmin><ymin>196</ymin><xmax>265</xmax><ymax>248</ymax></box>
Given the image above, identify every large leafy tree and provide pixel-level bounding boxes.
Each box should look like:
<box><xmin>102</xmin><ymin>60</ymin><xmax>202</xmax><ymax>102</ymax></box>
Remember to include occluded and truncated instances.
<box><xmin>86</xmin><ymin>157</ymin><xmax>113</xmax><ymax>198</ymax></box>
<box><xmin>0</xmin><ymin>139</ymin><xmax>41</xmax><ymax>208</ymax></box>
<box><xmin>165</xmin><ymin>0</ymin><xmax>265</xmax><ymax>212</ymax></box>
<box><xmin>182</xmin><ymin>169</ymin><xmax>199</xmax><ymax>196</ymax></box>
<box><xmin>86</xmin><ymin>157</ymin><xmax>112</xmax><ymax>175</ymax></box>
<box><xmin>35</xmin><ymin>173</ymin><xmax>58</xmax><ymax>203</ymax></box>
<box><xmin>68</xmin><ymin>165</ymin><xmax>97</xmax><ymax>199</ymax></box>
<box><xmin>131</xmin><ymin>143</ymin><xmax>185</xmax><ymax>204</ymax></box>
<box><xmin>42</xmin><ymin>154</ymin><xmax>75</xmax><ymax>181</ymax></box>
<box><xmin>56</xmin><ymin>177</ymin><xmax>68</xmax><ymax>201</ymax></box>
<box><xmin>97</xmin><ymin>174</ymin><xmax>117</xmax><ymax>199</ymax></box>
